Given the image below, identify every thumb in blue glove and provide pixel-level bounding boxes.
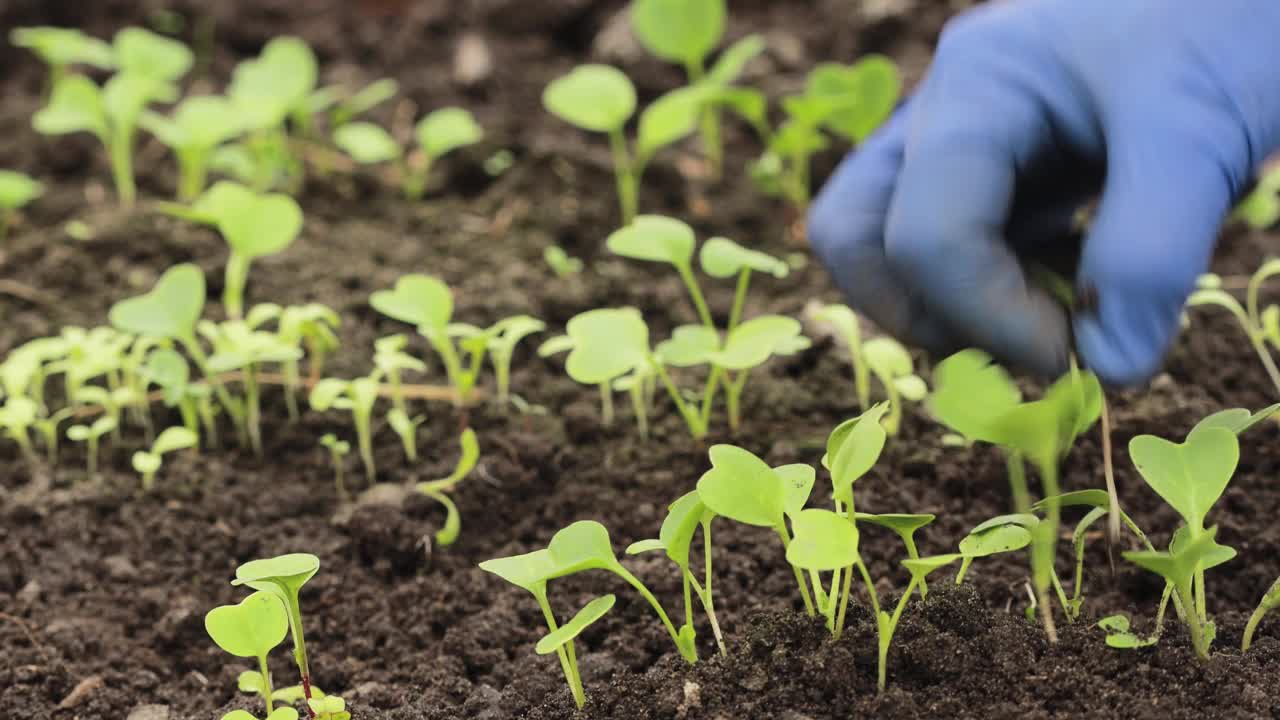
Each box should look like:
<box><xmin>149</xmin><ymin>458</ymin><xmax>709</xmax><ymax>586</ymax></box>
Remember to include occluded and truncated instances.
<box><xmin>807</xmin><ymin>0</ymin><xmax>1280</xmax><ymax>385</ymax></box>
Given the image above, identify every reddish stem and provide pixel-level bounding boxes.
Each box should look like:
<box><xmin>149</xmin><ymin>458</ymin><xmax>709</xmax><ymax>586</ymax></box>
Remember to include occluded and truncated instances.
<box><xmin>302</xmin><ymin>674</ymin><xmax>316</xmax><ymax>718</ymax></box>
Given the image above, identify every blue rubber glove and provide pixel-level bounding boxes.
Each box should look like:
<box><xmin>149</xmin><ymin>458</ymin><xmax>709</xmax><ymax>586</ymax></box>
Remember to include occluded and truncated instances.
<box><xmin>808</xmin><ymin>0</ymin><xmax>1280</xmax><ymax>385</ymax></box>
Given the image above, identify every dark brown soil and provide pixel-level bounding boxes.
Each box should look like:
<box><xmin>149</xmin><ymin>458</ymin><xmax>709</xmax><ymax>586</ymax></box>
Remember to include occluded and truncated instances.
<box><xmin>3</xmin><ymin>2</ymin><xmax>1280</xmax><ymax>719</ymax></box>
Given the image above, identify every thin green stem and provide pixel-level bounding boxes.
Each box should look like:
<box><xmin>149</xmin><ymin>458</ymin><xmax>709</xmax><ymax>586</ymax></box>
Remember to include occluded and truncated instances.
<box><xmin>834</xmin><ymin>562</ymin><xmax>855</xmax><ymax>640</ymax></box>
<box><xmin>698</xmin><ymin>365</ymin><xmax>723</xmax><ymax>431</ymax></box>
<box><xmin>355</xmin><ymin>413</ymin><xmax>375</xmax><ymax>482</ymax></box>
<box><xmin>774</xmin><ymin>525</ymin><xmax>816</xmax><ymax>616</ymax></box>
<box><xmin>613</xmin><ymin>566</ymin><xmax>691</xmax><ymax>661</ymax></box>
<box><xmin>725</xmin><ymin>371</ymin><xmax>749</xmax><ymax>433</ymax></box>
<box><xmin>675</xmin><ymin>264</ymin><xmax>715</xmax><ymax>329</ymax></box>
<box><xmin>330</xmin><ymin>448</ymin><xmax>347</xmax><ymax>498</ymax></box>
<box><xmin>244</xmin><ymin>364</ymin><xmax>262</xmax><ymax>455</ymax></box>
<box><xmin>258</xmin><ymin>653</ymin><xmax>275</xmax><ymax>714</ymax></box>
<box><xmin>1176</xmin><ymin>582</ymin><xmax>1210</xmax><ymax>660</ymax></box>
<box><xmin>1050</xmin><ymin>570</ymin><xmax>1072</xmax><ymax>622</ymax></box>
<box><xmin>855</xmin><ymin>560</ymin><xmax>882</xmax><ymax>617</ymax></box>
<box><xmin>109</xmin><ymin>127</ymin><xmax>137</xmax><ymax>208</ymax></box>
<box><xmin>428</xmin><ymin>332</ymin><xmax>467</xmax><ymax>405</ymax></box>
<box><xmin>537</xmin><ymin>597</ymin><xmax>584</xmax><ymax>709</ymax></box>
<box><xmin>728</xmin><ymin>270</ymin><xmax>751</xmax><ymax>332</ymax></box>
<box><xmin>283</xmin><ymin>591</ymin><xmax>311</xmax><ymax>694</ymax></box>
<box><xmin>878</xmin><ymin>577</ymin><xmax>921</xmax><ymax>692</ymax></box>
<box><xmin>599</xmin><ymin>383</ymin><xmax>614</xmax><ymax>426</ymax></box>
<box><xmin>1243</xmin><ymin>604</ymin><xmax>1270</xmax><ymax>652</ymax></box>
<box><xmin>653</xmin><ymin>360</ymin><xmax>705</xmax><ymax>439</ymax></box>
<box><xmin>223</xmin><ymin>252</ymin><xmax>251</xmax><ymax>320</ymax></box>
<box><xmin>1247</xmin><ymin>332</ymin><xmax>1280</xmax><ymax>398</ymax></box>
<box><xmin>688</xmin><ymin>573</ymin><xmax>726</xmax><ymax>656</ymax></box>
<box><xmin>608</xmin><ymin>129</ymin><xmax>638</xmax><ymax>225</ymax></box>
<box><xmin>87</xmin><ymin>435</ymin><xmax>99</xmax><ymax>476</ymax></box>
<box><xmin>629</xmin><ymin>382</ymin><xmax>649</xmax><ymax>439</ymax></box>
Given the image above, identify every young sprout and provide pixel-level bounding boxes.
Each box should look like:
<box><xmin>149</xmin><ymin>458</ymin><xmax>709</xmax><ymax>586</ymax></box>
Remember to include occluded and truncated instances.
<box><xmin>206</xmin><ymin>591</ymin><xmax>290</xmax><ymax>717</ymax></box>
<box><xmin>66</xmin><ymin>415</ymin><xmax>117</xmax><ymax>476</ymax></box>
<box><xmin>33</xmin><ymin>408</ymin><xmax>73</xmax><ymax>465</ymax></box>
<box><xmin>0</xmin><ymin>397</ymin><xmax>39</xmax><ymax>460</ymax></box>
<box><xmin>332</xmin><ymin>121</ymin><xmax>400</xmax><ymax>167</ymax></box>
<box><xmin>144</xmin><ymin>348</ymin><xmax>217</xmax><ymax>448</ymax></box>
<box><xmin>544</xmin><ymin>66</ymin><xmax>706</xmax><ymax>223</ymax></box>
<box><xmin>141</xmin><ymin>96</ymin><xmax>245</xmax><ymax>200</ymax></box>
<box><xmin>310</xmin><ymin>375</ymin><xmax>379</xmax><ymax>482</ymax></box>
<box><xmin>387</xmin><ymin>409</ymin><xmax>424</xmax><ymax>462</ymax></box>
<box><xmin>202</xmin><ymin>184</ymin><xmax>304</xmax><ymax>320</ymax></box>
<box><xmin>1243</xmin><ymin>577</ymin><xmax>1280</xmax><ymax>652</ymax></box>
<box><xmin>318</xmin><ymin>433</ymin><xmax>351</xmax><ymax>498</ymax></box>
<box><xmin>928</xmin><ymin>349</ymin><xmax>1101</xmax><ymax>641</ymax></box>
<box><xmin>543</xmin><ymin>246</ymin><xmax>583</xmax><ymax>278</ymax></box>
<box><xmin>861</xmin><ymin>337</ymin><xmax>926</xmax><ymax>435</ymax></box>
<box><xmin>227</xmin><ymin>37</ymin><xmax>318</xmax><ymax>191</ymax></box>
<box><xmin>0</xmin><ymin>170</ymin><xmax>44</xmax><ymax>242</ymax></box>
<box><xmin>487</xmin><ymin>316</ymin><xmax>546</xmax><ymax>408</ymax></box>
<box><xmin>10</xmin><ymin>26</ymin><xmax>114</xmax><ymax>91</ymax></box>
<box><xmin>205</xmin><ymin>320</ymin><xmax>304</xmax><ymax>454</ymax></box>
<box><xmin>1234</xmin><ymin>164</ymin><xmax>1280</xmax><ymax>230</ymax></box>
<box><xmin>1125</xmin><ymin>527</ymin><xmax>1234</xmax><ymax>660</ymax></box>
<box><xmin>327</xmin><ymin>78</ymin><xmax>399</xmax><ymax>130</ymax></box>
<box><xmin>416</xmin><ymin>428</ymin><xmax>480</xmax><ymax>547</ymax></box>
<box><xmin>370</xmin><ymin>275</ymin><xmax>485</xmax><ymax>406</ymax></box>
<box><xmin>629</xmin><ymin>0</ymin><xmax>764</xmax><ymax>177</ymax></box>
<box><xmin>373</xmin><ymin>334</ymin><xmax>425</xmax><ymax>417</ymax></box>
<box><xmin>1186</xmin><ymin>260</ymin><xmax>1280</xmax><ymax>397</ymax></box>
<box><xmin>277</xmin><ymin>304</ymin><xmax>342</xmax><ymax>420</ymax></box>
<box><xmin>307</xmin><ymin>697</ymin><xmax>350</xmax><ymax>720</ymax></box>
<box><xmin>232</xmin><ymin>553</ymin><xmax>321</xmax><ymax>706</ymax></box>
<box><xmin>132</xmin><ymin>426</ymin><xmax>197</xmax><ymax>491</ymax></box>
<box><xmin>534</xmin><ymin>595</ymin><xmax>617</xmax><ymax>699</ymax></box>
<box><xmin>405</xmin><ymin>108</ymin><xmax>483</xmax><ymax>200</ymax></box>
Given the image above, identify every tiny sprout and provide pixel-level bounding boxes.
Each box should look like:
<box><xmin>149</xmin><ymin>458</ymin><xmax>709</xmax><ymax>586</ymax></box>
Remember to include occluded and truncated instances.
<box><xmin>198</xmin><ymin>183</ymin><xmax>304</xmax><ymax>320</ymax></box>
<box><xmin>488</xmin><ymin>315</ymin><xmax>546</xmax><ymax>408</ymax></box>
<box><xmin>544</xmin><ymin>65</ymin><xmax>706</xmax><ymax>223</ymax></box>
<box><xmin>536</xmin><ymin>594</ymin><xmax>616</xmax><ymax>655</ymax></box>
<box><xmin>228</xmin><ymin>37</ymin><xmax>317</xmax><ymax>190</ymax></box>
<box><xmin>232</xmin><ymin>553</ymin><xmax>321</xmax><ymax>704</ymax></box>
<box><xmin>1124</xmin><ymin>527</ymin><xmax>1233</xmax><ymax>660</ymax></box>
<box><xmin>67</xmin><ymin>415</ymin><xmax>117</xmax><ymax>476</ymax></box>
<box><xmin>144</xmin><ymin>348</ymin><xmax>217</xmax><ymax>448</ymax></box>
<box><xmin>205</xmin><ymin>319</ymin><xmax>303</xmax><ymax>454</ymax></box>
<box><xmin>10</xmin><ymin>26</ymin><xmax>114</xmax><ymax>90</ymax></box>
<box><xmin>416</xmin><ymin>428</ymin><xmax>480</xmax><ymax>546</ymax></box>
<box><xmin>310</xmin><ymin>375</ymin><xmax>379</xmax><ymax>482</ymax></box>
<box><xmin>0</xmin><ymin>170</ymin><xmax>44</xmax><ymax>242</ymax></box>
<box><xmin>370</xmin><ymin>275</ymin><xmax>484</xmax><ymax>406</ymax></box>
<box><xmin>0</xmin><ymin>396</ymin><xmax>39</xmax><ymax>460</ymax></box>
<box><xmin>1186</xmin><ymin>259</ymin><xmax>1280</xmax><ymax>398</ymax></box>
<box><xmin>206</xmin><ymin>591</ymin><xmax>290</xmax><ymax>717</ymax></box>
<box><xmin>373</xmin><ymin>334</ymin><xmax>425</xmax><ymax>417</ymax></box>
<box><xmin>1243</xmin><ymin>577</ymin><xmax>1280</xmax><ymax>652</ymax></box>
<box><xmin>33</xmin><ymin>407</ymin><xmax>73</xmax><ymax>465</ymax></box>
<box><xmin>141</xmin><ymin>96</ymin><xmax>244</xmax><ymax>200</ymax></box>
<box><xmin>387</xmin><ymin>408</ymin><xmax>424</xmax><ymax>462</ymax></box>
<box><xmin>277</xmin><ymin>304</ymin><xmax>342</xmax><ymax>420</ymax></box>
<box><xmin>405</xmin><ymin>107</ymin><xmax>483</xmax><ymax>200</ymax></box>
<box><xmin>543</xmin><ymin>245</ymin><xmax>584</xmax><ymax>278</ymax></box>
<box><xmin>328</xmin><ymin>78</ymin><xmax>399</xmax><ymax>129</ymax></box>
<box><xmin>307</xmin><ymin>696</ymin><xmax>349</xmax><ymax>720</ymax></box>
<box><xmin>131</xmin><ymin>426</ymin><xmax>197</xmax><ymax>491</ymax></box>
<box><xmin>953</xmin><ymin>514</ymin><xmax>1036</xmax><ymax>584</ymax></box>
<box><xmin>318</xmin><ymin>433</ymin><xmax>351</xmax><ymax>498</ymax></box>
<box><xmin>861</xmin><ymin>337</ymin><xmax>926</xmax><ymax>435</ymax></box>
<box><xmin>332</xmin><ymin>122</ymin><xmax>400</xmax><ymax>165</ymax></box>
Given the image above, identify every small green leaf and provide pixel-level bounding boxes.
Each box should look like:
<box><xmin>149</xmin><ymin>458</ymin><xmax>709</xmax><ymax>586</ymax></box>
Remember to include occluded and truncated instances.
<box><xmin>1129</xmin><ymin>427</ymin><xmax>1238</xmax><ymax>532</ymax></box>
<box><xmin>537</xmin><ymin>334</ymin><xmax>576</xmax><ymax>357</ymax></box>
<box><xmin>712</xmin><ymin>87</ymin><xmax>768</xmax><ymax>131</ymax></box>
<box><xmin>113</xmin><ymin>27</ymin><xmax>192</xmax><ymax>80</ymax></box>
<box><xmin>626</xmin><ymin>539</ymin><xmax>667</xmax><ymax>555</ymax></box>
<box><xmin>333</xmin><ymin>122</ymin><xmax>401</xmax><ymax>164</ymax></box>
<box><xmin>705</xmin><ymin>34</ymin><xmax>767</xmax><ymax>86</ymax></box>
<box><xmin>1190</xmin><ymin>404</ymin><xmax>1280</xmax><ymax>436</ymax></box>
<box><xmin>237</xmin><ymin>669</ymin><xmax>265</xmax><ymax>694</ymax></box>
<box><xmin>34</xmin><ymin>74</ymin><xmax>107</xmax><ymax>138</ymax></box>
<box><xmin>786</xmin><ymin>509</ymin><xmax>859</xmax><ymax>571</ymax></box>
<box><xmin>417</xmin><ymin>428</ymin><xmax>479</xmax><ymax>492</ymax></box>
<box><xmin>655</xmin><ymin>324</ymin><xmax>719</xmax><ymax>367</ymax></box>
<box><xmin>698</xmin><ymin>236</ymin><xmax>788</xmax><ymax>279</ymax></box>
<box><xmin>564</xmin><ymin>308</ymin><xmax>650</xmax><ymax>384</ymax></box>
<box><xmin>630</xmin><ymin>0</ymin><xmax>725</xmax><ymax>67</ymax></box>
<box><xmin>308</xmin><ymin>696</ymin><xmax>346</xmax><ymax>716</ymax></box>
<box><xmin>219</xmin><ymin>192</ymin><xmax>303</xmax><ymax>259</ymax></box>
<box><xmin>152</xmin><ymin>426</ymin><xmax>197</xmax><ymax>455</ymax></box>
<box><xmin>547</xmin><ymin>520</ymin><xmax>619</xmax><ymax>577</ymax></box>
<box><xmin>479</xmin><ymin>549</ymin><xmax>557</xmax><ymax>593</ymax></box>
<box><xmin>830</xmin><ymin>404</ymin><xmax>889</xmax><ymax>504</ymax></box>
<box><xmin>606</xmin><ymin>215</ymin><xmax>696</xmax><ymax>267</ymax></box>
<box><xmin>709</xmin><ymin>315</ymin><xmax>803</xmax><ymax>370</ymax></box>
<box><xmin>806</xmin><ymin>55</ymin><xmax>900</xmax><ymax>142</ymax></box>
<box><xmin>959</xmin><ymin>518</ymin><xmax>1034</xmax><ymax>558</ymax></box>
<box><xmin>0</xmin><ymin>171</ymin><xmax>44</xmax><ymax>211</ymax></box>
<box><xmin>637</xmin><ymin>86</ymin><xmax>708</xmax><ymax>160</ymax></box>
<box><xmin>893</xmin><ymin>375</ymin><xmax>928</xmax><ymax>402</ymax></box>
<box><xmin>777</xmin><ymin>464</ymin><xmax>815</xmax><ymax>519</ymax></box>
<box><xmin>416</xmin><ymin>107</ymin><xmax>483</xmax><ymax>159</ymax></box>
<box><xmin>535</xmin><ymin>595</ymin><xmax>616</xmax><ymax>655</ymax></box>
<box><xmin>696</xmin><ymin>444</ymin><xmax>785</xmax><ymax>528</ymax></box>
<box><xmin>131</xmin><ymin>451</ymin><xmax>161</xmax><ymax>475</ymax></box>
<box><xmin>902</xmin><ymin>553</ymin><xmax>964</xmax><ymax>579</ymax></box>
<box><xmin>204</xmin><ymin>590</ymin><xmax>289</xmax><ymax>658</ymax></box>
<box><xmin>370</xmin><ymin>274</ymin><xmax>454</xmax><ymax>331</ymax></box>
<box><xmin>656</xmin><ymin>490</ymin><xmax>707</xmax><ymax>568</ymax></box>
<box><xmin>232</xmin><ymin>553</ymin><xmax>320</xmax><ymax>601</ymax></box>
<box><xmin>1125</xmin><ymin>526</ymin><xmax>1226</xmax><ymax>590</ymax></box>
<box><xmin>856</xmin><ymin>513</ymin><xmax>936</xmax><ymax>538</ymax></box>
<box><xmin>109</xmin><ymin>263</ymin><xmax>205</xmax><ymax>341</ymax></box>
<box><xmin>11</xmin><ymin>26</ymin><xmax>115</xmax><ymax>70</ymax></box>
<box><xmin>1031</xmin><ymin>489</ymin><xmax>1112</xmax><ymax>512</ymax></box>
<box><xmin>927</xmin><ymin>349</ymin><xmax>1023</xmax><ymax>444</ymax></box>
<box><xmin>543</xmin><ymin>65</ymin><xmax>636</xmax><ymax>133</ymax></box>
<box><xmin>863</xmin><ymin>337</ymin><xmax>913</xmax><ymax>378</ymax></box>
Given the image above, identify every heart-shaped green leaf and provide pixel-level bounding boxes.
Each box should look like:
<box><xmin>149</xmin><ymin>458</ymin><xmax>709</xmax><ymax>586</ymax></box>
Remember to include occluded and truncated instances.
<box><xmin>696</xmin><ymin>444</ymin><xmax>784</xmax><ymax>528</ymax></box>
<box><xmin>204</xmin><ymin>590</ymin><xmax>289</xmax><ymax>658</ymax></box>
<box><xmin>333</xmin><ymin>122</ymin><xmax>401</xmax><ymax>164</ymax></box>
<box><xmin>113</xmin><ymin>27</ymin><xmax>192</xmax><ymax>81</ymax></box>
<box><xmin>218</xmin><ymin>193</ymin><xmax>303</xmax><ymax>259</ymax></box>
<box><xmin>370</xmin><ymin>274</ymin><xmax>453</xmax><ymax>330</ymax></box>
<box><xmin>535</xmin><ymin>594</ymin><xmax>616</xmax><ymax>655</ymax></box>
<box><xmin>630</xmin><ymin>0</ymin><xmax>725</xmax><ymax>67</ymax></box>
<box><xmin>543</xmin><ymin>65</ymin><xmax>636</xmax><ymax>133</ymax></box>
<box><xmin>606</xmin><ymin>215</ymin><xmax>696</xmax><ymax>267</ymax></box>
<box><xmin>547</xmin><ymin>520</ymin><xmax>619</xmax><ymax>577</ymax></box>
<box><xmin>564</xmin><ymin>308</ymin><xmax>650</xmax><ymax>384</ymax></box>
<box><xmin>655</xmin><ymin>324</ymin><xmax>719</xmax><ymax>367</ymax></box>
<box><xmin>927</xmin><ymin>349</ymin><xmax>1022</xmax><ymax>444</ymax></box>
<box><xmin>1129</xmin><ymin>427</ymin><xmax>1238</xmax><ymax>531</ymax></box>
<box><xmin>786</xmin><ymin>509</ymin><xmax>859</xmax><ymax>570</ymax></box>
<box><xmin>806</xmin><ymin>55</ymin><xmax>900</xmax><ymax>142</ymax></box>
<box><xmin>830</xmin><ymin>403</ymin><xmax>889</xmax><ymax>504</ymax></box>
<box><xmin>109</xmin><ymin>263</ymin><xmax>206</xmax><ymax>341</ymax></box>
<box><xmin>232</xmin><ymin>553</ymin><xmax>320</xmax><ymax>600</ymax></box>
<box><xmin>142</xmin><ymin>95</ymin><xmax>243</xmax><ymax>150</ymax></box>
<box><xmin>416</xmin><ymin>107</ymin><xmax>483</xmax><ymax>159</ymax></box>
<box><xmin>777</xmin><ymin>463</ymin><xmax>815</xmax><ymax>519</ymax></box>
<box><xmin>709</xmin><ymin>315</ymin><xmax>803</xmax><ymax>370</ymax></box>
<box><xmin>698</xmin><ymin>236</ymin><xmax>787</xmax><ymax>279</ymax></box>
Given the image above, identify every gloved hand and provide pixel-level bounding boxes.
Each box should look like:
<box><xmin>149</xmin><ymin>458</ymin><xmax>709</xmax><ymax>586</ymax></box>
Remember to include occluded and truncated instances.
<box><xmin>807</xmin><ymin>0</ymin><xmax>1280</xmax><ymax>385</ymax></box>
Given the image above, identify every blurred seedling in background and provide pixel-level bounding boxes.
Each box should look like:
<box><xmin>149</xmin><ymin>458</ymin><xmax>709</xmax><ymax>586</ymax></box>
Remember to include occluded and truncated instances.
<box><xmin>10</xmin><ymin>26</ymin><xmax>114</xmax><ymax>91</ymax></box>
<box><xmin>33</xmin><ymin>408</ymin><xmax>73</xmax><ymax>465</ymax></box>
<box><xmin>629</xmin><ymin>0</ymin><xmax>765</xmax><ymax>178</ymax></box>
<box><xmin>141</xmin><ymin>96</ymin><xmax>245</xmax><ymax>200</ymax></box>
<box><xmin>204</xmin><ymin>317</ymin><xmax>303</xmax><ymax>455</ymax></box>
<box><xmin>717</xmin><ymin>55</ymin><xmax>899</xmax><ymax>217</ymax></box>
<box><xmin>144</xmin><ymin>348</ymin><xmax>219</xmax><ymax>448</ymax></box>
<box><xmin>1187</xmin><ymin>263</ymin><xmax>1280</xmax><ymax>398</ymax></box>
<box><xmin>487</xmin><ymin>316</ymin><xmax>546</xmax><ymax>408</ymax></box>
<box><xmin>543</xmin><ymin>246</ymin><xmax>584</xmax><ymax>278</ymax></box>
<box><xmin>323</xmin><ymin>78</ymin><xmax>399</xmax><ymax>130</ymax></box>
<box><xmin>416</xmin><ymin>428</ymin><xmax>480</xmax><ymax>547</ymax></box>
<box><xmin>32</xmin><ymin>28</ymin><xmax>193</xmax><ymax>207</ymax></box>
<box><xmin>0</xmin><ymin>396</ymin><xmax>40</xmax><ymax>461</ymax></box>
<box><xmin>232</xmin><ymin>554</ymin><xmax>322</xmax><ymax>708</ymax></box>
<box><xmin>1234</xmin><ymin>164</ymin><xmax>1280</xmax><ymax>230</ymax></box>
<box><xmin>66</xmin><ymin>415</ymin><xmax>117</xmax><ymax>476</ymax></box>
<box><xmin>809</xmin><ymin>304</ymin><xmax>926</xmax><ymax>433</ymax></box>
<box><xmin>928</xmin><ymin>349</ymin><xmax>1101</xmax><ymax>641</ymax></box>
<box><xmin>224</xmin><ymin>37</ymin><xmax>317</xmax><ymax>192</ymax></box>
<box><xmin>206</xmin><ymin>591</ymin><xmax>291</xmax><ymax>718</ymax></box>
<box><xmin>307</xmin><ymin>696</ymin><xmax>350</xmax><ymax>720</ymax></box>
<box><xmin>310</xmin><ymin>375</ymin><xmax>379</xmax><ymax>482</ymax></box>
<box><xmin>1244</xmin><ymin>578</ymin><xmax>1280</xmax><ymax>652</ymax></box>
<box><xmin>330</xmin><ymin>107</ymin><xmax>482</xmax><ymax>200</ymax></box>
<box><xmin>132</xmin><ymin>426</ymin><xmax>197</xmax><ymax>491</ymax></box>
<box><xmin>0</xmin><ymin>170</ymin><xmax>44</xmax><ymax>242</ymax></box>
<box><xmin>373</xmin><ymin>334</ymin><xmax>424</xmax><ymax>419</ymax></box>
<box><xmin>543</xmin><ymin>66</ymin><xmax>708</xmax><ymax>224</ymax></box>
<box><xmin>318</xmin><ymin>433</ymin><xmax>351</xmax><ymax>498</ymax></box>
<box><xmin>279</xmin><ymin>304</ymin><xmax>342</xmax><ymax>420</ymax></box>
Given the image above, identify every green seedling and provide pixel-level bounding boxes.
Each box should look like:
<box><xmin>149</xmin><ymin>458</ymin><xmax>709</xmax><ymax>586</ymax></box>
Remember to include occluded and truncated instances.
<box><xmin>1243</xmin><ymin>577</ymin><xmax>1280</xmax><ymax>651</ymax></box>
<box><xmin>370</xmin><ymin>274</ymin><xmax>486</xmax><ymax>406</ymax></box>
<box><xmin>811</xmin><ymin>304</ymin><xmax>870</xmax><ymax>409</ymax></box>
<box><xmin>627</xmin><ymin>489</ymin><xmax>728</xmax><ymax>656</ymax></box>
<box><xmin>386</xmin><ymin>408</ymin><xmax>424</xmax><ymax>462</ymax></box>
<box><xmin>1124</xmin><ymin>527</ymin><xmax>1234</xmax><ymax>659</ymax></box>
<box><xmin>318</xmin><ymin>433</ymin><xmax>351</xmax><ymax>498</ymax></box>
<box><xmin>253</xmin><ymin>682</ymin><xmax>325</xmax><ymax>706</ymax></box>
<box><xmin>206</xmin><ymin>183</ymin><xmax>304</xmax><ymax>320</ymax></box>
<box><xmin>205</xmin><ymin>319</ymin><xmax>303</xmax><ymax>454</ymax></box>
<box><xmin>227</xmin><ymin>37</ymin><xmax>317</xmax><ymax>191</ymax></box>
<box><xmin>274</xmin><ymin>304</ymin><xmax>342</xmax><ymax>420</ymax></box>
<box><xmin>952</xmin><ymin>514</ymin><xmax>1036</xmax><ymax>585</ymax></box>
<box><xmin>34</xmin><ymin>72</ymin><xmax>177</xmax><ymax>207</ymax></box>
<box><xmin>32</xmin><ymin>408</ymin><xmax>72</xmax><ymax>465</ymax></box>
<box><xmin>0</xmin><ymin>170</ymin><xmax>44</xmax><ymax>242</ymax></box>
<box><xmin>141</xmin><ymin>95</ymin><xmax>244</xmax><ymax>200</ymax></box>
<box><xmin>416</xmin><ymin>428</ymin><xmax>480</xmax><ymax>546</ymax></box>
<box><xmin>144</xmin><ymin>348</ymin><xmax>217</xmax><ymax>448</ymax></box>
<box><xmin>232</xmin><ymin>553</ymin><xmax>321</xmax><ymax>705</ymax></box>
<box><xmin>131</xmin><ymin>426</ymin><xmax>197</xmax><ymax>490</ymax></box>
<box><xmin>206</xmin><ymin>591</ymin><xmax>290</xmax><ymax>716</ymax></box>
<box><xmin>332</xmin><ymin>122</ymin><xmax>400</xmax><ymax>165</ymax></box>
<box><xmin>326</xmin><ymin>78</ymin><xmax>399</xmax><ymax>130</ymax></box>
<box><xmin>536</xmin><ymin>594</ymin><xmax>617</xmax><ymax>656</ymax></box>
<box><xmin>311</xmin><ymin>375</ymin><xmax>379</xmax><ymax>482</ymax></box>
<box><xmin>0</xmin><ymin>397</ymin><xmax>39</xmax><ymax>460</ymax></box>
<box><xmin>10</xmin><ymin>26</ymin><xmax>114</xmax><ymax>90</ymax></box>
<box><xmin>854</xmin><ymin>512</ymin><xmax>936</xmax><ymax>593</ymax></box>
<box><xmin>66</xmin><ymin>415</ymin><xmax>117</xmax><ymax>475</ymax></box>
<box><xmin>544</xmin><ymin>65</ymin><xmax>707</xmax><ymax>223</ymax></box>
<box><xmin>629</xmin><ymin>0</ymin><xmax>765</xmax><ymax>177</ymax></box>
<box><xmin>865</xmin><ymin>554</ymin><xmax>965</xmax><ymax>689</ymax></box>
<box><xmin>928</xmin><ymin>349</ymin><xmax>1101</xmax><ymax>641</ymax></box>
<box><xmin>405</xmin><ymin>107</ymin><xmax>483</xmax><ymax>200</ymax></box>
<box><xmin>112</xmin><ymin>27</ymin><xmax>193</xmax><ymax>81</ymax></box>
<box><xmin>73</xmin><ymin>384</ymin><xmax>138</xmax><ymax>442</ymax></box>
<box><xmin>1235</xmin><ymin>164</ymin><xmax>1280</xmax><ymax>230</ymax></box>
<box><xmin>307</xmin><ymin>696</ymin><xmax>349</xmax><ymax>720</ymax></box>
<box><xmin>1187</xmin><ymin>261</ymin><xmax>1280</xmax><ymax>397</ymax></box>
<box><xmin>487</xmin><ymin>316</ymin><xmax>545</xmax><ymax>407</ymax></box>
<box><xmin>861</xmin><ymin>337</ymin><xmax>926</xmax><ymax>435</ymax></box>
<box><xmin>373</xmin><ymin>334</ymin><xmax>424</xmax><ymax>417</ymax></box>
<box><xmin>543</xmin><ymin>246</ymin><xmax>583</xmax><ymax>278</ymax></box>
<box><xmin>718</xmin><ymin>56</ymin><xmax>899</xmax><ymax>213</ymax></box>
